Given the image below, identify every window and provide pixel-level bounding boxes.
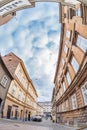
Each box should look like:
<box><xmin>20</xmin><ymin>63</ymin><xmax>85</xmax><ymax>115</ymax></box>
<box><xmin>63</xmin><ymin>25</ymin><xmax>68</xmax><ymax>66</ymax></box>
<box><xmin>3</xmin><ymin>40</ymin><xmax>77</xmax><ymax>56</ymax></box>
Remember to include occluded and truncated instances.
<box><xmin>71</xmin><ymin>94</ymin><xmax>77</xmax><ymax>109</ymax></box>
<box><xmin>62</xmin><ymin>58</ymin><xmax>65</xmax><ymax>66</ymax></box>
<box><xmin>66</xmin><ymin>72</ymin><xmax>71</xmax><ymax>85</ymax></box>
<box><xmin>11</xmin><ymin>85</ymin><xmax>17</xmax><ymax>96</ymax></box>
<box><xmin>71</xmin><ymin>56</ymin><xmax>79</xmax><ymax>73</ymax></box>
<box><xmin>64</xmin><ymin>45</ymin><xmax>68</xmax><ymax>54</ymax></box>
<box><xmin>76</xmin><ymin>8</ymin><xmax>81</xmax><ymax>16</ymax></box>
<box><xmin>63</xmin><ymin>82</ymin><xmax>66</xmax><ymax>92</ymax></box>
<box><xmin>66</xmin><ymin>100</ymin><xmax>68</xmax><ymax>110</ymax></box>
<box><xmin>22</xmin><ymin>94</ymin><xmax>25</xmax><ymax>102</ymax></box>
<box><xmin>18</xmin><ymin>90</ymin><xmax>21</xmax><ymax>100</ymax></box>
<box><xmin>1</xmin><ymin>75</ymin><xmax>8</xmax><ymax>87</ymax></box>
<box><xmin>81</xmin><ymin>82</ymin><xmax>87</xmax><ymax>105</ymax></box>
<box><xmin>60</xmin><ymin>88</ymin><xmax>63</xmax><ymax>96</ymax></box>
<box><xmin>76</xmin><ymin>35</ymin><xmax>87</xmax><ymax>52</ymax></box>
<box><xmin>66</xmin><ymin>31</ymin><xmax>71</xmax><ymax>39</ymax></box>
<box><xmin>17</xmin><ymin>70</ymin><xmax>22</xmax><ymax>79</ymax></box>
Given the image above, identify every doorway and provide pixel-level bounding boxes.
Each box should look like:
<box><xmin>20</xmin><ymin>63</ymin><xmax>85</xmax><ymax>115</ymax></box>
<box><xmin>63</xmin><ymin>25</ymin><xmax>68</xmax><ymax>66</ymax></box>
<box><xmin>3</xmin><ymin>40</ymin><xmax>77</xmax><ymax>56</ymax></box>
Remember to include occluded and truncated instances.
<box><xmin>7</xmin><ymin>105</ymin><xmax>12</xmax><ymax>119</ymax></box>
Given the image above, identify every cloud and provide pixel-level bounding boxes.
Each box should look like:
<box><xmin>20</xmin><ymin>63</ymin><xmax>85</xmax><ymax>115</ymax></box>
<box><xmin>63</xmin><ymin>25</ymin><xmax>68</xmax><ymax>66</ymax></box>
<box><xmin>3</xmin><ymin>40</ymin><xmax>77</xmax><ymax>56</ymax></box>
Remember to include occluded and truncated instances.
<box><xmin>0</xmin><ymin>2</ymin><xmax>60</xmax><ymax>101</ymax></box>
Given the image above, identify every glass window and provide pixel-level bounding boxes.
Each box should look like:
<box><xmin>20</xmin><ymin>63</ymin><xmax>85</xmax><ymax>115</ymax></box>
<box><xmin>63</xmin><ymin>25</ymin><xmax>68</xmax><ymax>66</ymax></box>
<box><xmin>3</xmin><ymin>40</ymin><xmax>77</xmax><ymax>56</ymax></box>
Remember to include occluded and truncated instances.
<box><xmin>64</xmin><ymin>0</ymin><xmax>80</xmax><ymax>4</ymax></box>
<box><xmin>59</xmin><ymin>88</ymin><xmax>62</xmax><ymax>96</ymax></box>
<box><xmin>17</xmin><ymin>70</ymin><xmax>22</xmax><ymax>79</ymax></box>
<box><xmin>66</xmin><ymin>100</ymin><xmax>68</xmax><ymax>110</ymax></box>
<box><xmin>62</xmin><ymin>58</ymin><xmax>65</xmax><ymax>66</ymax></box>
<box><xmin>64</xmin><ymin>45</ymin><xmax>68</xmax><ymax>54</ymax></box>
<box><xmin>81</xmin><ymin>82</ymin><xmax>87</xmax><ymax>105</ymax></box>
<box><xmin>11</xmin><ymin>85</ymin><xmax>17</xmax><ymax>96</ymax></box>
<box><xmin>63</xmin><ymin>82</ymin><xmax>66</xmax><ymax>92</ymax></box>
<box><xmin>1</xmin><ymin>75</ymin><xmax>8</xmax><ymax>87</ymax></box>
<box><xmin>71</xmin><ymin>94</ymin><xmax>77</xmax><ymax>109</ymax></box>
<box><xmin>71</xmin><ymin>56</ymin><xmax>79</xmax><ymax>73</ymax></box>
<box><xmin>76</xmin><ymin>35</ymin><xmax>87</xmax><ymax>52</ymax></box>
<box><xmin>18</xmin><ymin>90</ymin><xmax>21</xmax><ymax>100</ymax></box>
<box><xmin>76</xmin><ymin>8</ymin><xmax>81</xmax><ymax>16</ymax></box>
<box><xmin>22</xmin><ymin>94</ymin><xmax>25</xmax><ymax>102</ymax></box>
<box><xmin>66</xmin><ymin>72</ymin><xmax>71</xmax><ymax>85</ymax></box>
<box><xmin>66</xmin><ymin>31</ymin><xmax>71</xmax><ymax>39</ymax></box>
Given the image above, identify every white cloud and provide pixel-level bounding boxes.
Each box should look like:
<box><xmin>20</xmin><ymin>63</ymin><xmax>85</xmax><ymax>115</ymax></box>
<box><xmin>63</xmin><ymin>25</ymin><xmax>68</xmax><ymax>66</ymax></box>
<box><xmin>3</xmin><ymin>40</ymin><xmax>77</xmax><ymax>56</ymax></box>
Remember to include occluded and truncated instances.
<box><xmin>0</xmin><ymin>2</ymin><xmax>60</xmax><ymax>101</ymax></box>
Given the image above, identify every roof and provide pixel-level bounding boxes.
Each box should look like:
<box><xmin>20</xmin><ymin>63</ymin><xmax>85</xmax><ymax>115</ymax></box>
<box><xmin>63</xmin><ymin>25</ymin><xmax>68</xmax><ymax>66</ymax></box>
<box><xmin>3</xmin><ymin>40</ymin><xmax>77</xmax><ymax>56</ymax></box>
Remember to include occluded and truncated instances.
<box><xmin>2</xmin><ymin>52</ymin><xmax>21</xmax><ymax>76</ymax></box>
<box><xmin>2</xmin><ymin>52</ymin><xmax>38</xmax><ymax>96</ymax></box>
<box><xmin>0</xmin><ymin>54</ymin><xmax>13</xmax><ymax>79</ymax></box>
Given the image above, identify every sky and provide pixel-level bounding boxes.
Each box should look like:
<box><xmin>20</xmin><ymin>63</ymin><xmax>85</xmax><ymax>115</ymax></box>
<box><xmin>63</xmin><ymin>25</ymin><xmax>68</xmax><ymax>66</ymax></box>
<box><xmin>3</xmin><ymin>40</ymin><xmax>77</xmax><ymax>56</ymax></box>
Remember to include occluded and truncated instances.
<box><xmin>0</xmin><ymin>2</ymin><xmax>61</xmax><ymax>102</ymax></box>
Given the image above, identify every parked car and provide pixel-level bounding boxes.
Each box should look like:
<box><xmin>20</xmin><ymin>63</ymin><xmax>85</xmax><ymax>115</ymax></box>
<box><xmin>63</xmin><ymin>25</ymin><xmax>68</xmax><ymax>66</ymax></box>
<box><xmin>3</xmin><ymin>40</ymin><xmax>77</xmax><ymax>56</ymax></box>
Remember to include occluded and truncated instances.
<box><xmin>31</xmin><ymin>115</ymin><xmax>42</xmax><ymax>122</ymax></box>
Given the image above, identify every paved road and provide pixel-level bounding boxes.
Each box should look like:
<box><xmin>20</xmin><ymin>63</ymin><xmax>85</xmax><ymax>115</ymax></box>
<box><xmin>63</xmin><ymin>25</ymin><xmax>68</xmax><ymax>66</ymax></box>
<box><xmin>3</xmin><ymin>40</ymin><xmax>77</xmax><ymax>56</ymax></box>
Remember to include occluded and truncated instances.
<box><xmin>0</xmin><ymin>118</ymin><xmax>77</xmax><ymax>130</ymax></box>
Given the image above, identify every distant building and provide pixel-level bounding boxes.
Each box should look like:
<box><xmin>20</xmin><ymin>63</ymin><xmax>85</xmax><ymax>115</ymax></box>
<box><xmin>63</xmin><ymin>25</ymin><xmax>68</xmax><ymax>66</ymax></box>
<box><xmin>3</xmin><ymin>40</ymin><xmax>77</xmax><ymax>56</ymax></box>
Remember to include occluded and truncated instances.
<box><xmin>0</xmin><ymin>54</ymin><xmax>13</xmax><ymax>118</ymax></box>
<box><xmin>51</xmin><ymin>88</ymin><xmax>56</xmax><ymax>122</ymax></box>
<box><xmin>37</xmin><ymin>103</ymin><xmax>43</xmax><ymax>116</ymax></box>
<box><xmin>53</xmin><ymin>1</ymin><xmax>87</xmax><ymax>127</ymax></box>
<box><xmin>38</xmin><ymin>101</ymin><xmax>52</xmax><ymax>117</ymax></box>
<box><xmin>1</xmin><ymin>52</ymin><xmax>38</xmax><ymax>120</ymax></box>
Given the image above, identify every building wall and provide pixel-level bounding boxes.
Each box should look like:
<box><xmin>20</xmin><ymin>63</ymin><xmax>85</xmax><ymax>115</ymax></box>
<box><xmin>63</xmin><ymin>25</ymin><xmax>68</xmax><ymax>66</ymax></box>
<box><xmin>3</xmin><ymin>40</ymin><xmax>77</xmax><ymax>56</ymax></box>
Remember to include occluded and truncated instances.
<box><xmin>54</xmin><ymin>2</ymin><xmax>87</xmax><ymax>127</ymax></box>
<box><xmin>3</xmin><ymin>53</ymin><xmax>38</xmax><ymax>120</ymax></box>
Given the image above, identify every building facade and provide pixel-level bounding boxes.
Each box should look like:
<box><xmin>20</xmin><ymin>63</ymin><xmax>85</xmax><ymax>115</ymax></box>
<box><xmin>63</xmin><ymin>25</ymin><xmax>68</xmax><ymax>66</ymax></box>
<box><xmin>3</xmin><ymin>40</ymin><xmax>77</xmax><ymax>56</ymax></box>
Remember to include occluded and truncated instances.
<box><xmin>37</xmin><ymin>103</ymin><xmax>43</xmax><ymax>116</ymax></box>
<box><xmin>54</xmin><ymin>1</ymin><xmax>87</xmax><ymax>127</ymax></box>
<box><xmin>0</xmin><ymin>54</ymin><xmax>13</xmax><ymax>118</ymax></box>
<box><xmin>38</xmin><ymin>101</ymin><xmax>52</xmax><ymax>117</ymax></box>
<box><xmin>51</xmin><ymin>88</ymin><xmax>56</xmax><ymax>122</ymax></box>
<box><xmin>2</xmin><ymin>52</ymin><xmax>38</xmax><ymax>120</ymax></box>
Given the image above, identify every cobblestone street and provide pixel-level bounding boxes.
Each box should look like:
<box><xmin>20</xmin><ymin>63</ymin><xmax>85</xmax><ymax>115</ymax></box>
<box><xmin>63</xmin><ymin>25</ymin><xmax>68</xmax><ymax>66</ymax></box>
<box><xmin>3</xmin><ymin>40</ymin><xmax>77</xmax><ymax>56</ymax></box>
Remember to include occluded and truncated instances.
<box><xmin>0</xmin><ymin>118</ymin><xmax>77</xmax><ymax>130</ymax></box>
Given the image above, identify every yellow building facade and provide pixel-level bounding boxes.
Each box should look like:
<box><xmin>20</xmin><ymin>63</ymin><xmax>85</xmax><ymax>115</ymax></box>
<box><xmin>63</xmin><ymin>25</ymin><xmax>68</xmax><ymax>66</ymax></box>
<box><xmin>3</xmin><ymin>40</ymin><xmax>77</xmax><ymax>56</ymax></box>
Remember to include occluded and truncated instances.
<box><xmin>2</xmin><ymin>53</ymin><xmax>38</xmax><ymax>120</ymax></box>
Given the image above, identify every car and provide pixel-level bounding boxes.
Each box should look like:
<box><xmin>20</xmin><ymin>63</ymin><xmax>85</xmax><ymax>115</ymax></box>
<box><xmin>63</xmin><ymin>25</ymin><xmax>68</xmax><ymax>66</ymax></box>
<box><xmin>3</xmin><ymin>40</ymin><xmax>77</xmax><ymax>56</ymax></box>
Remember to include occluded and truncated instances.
<box><xmin>31</xmin><ymin>115</ymin><xmax>42</xmax><ymax>122</ymax></box>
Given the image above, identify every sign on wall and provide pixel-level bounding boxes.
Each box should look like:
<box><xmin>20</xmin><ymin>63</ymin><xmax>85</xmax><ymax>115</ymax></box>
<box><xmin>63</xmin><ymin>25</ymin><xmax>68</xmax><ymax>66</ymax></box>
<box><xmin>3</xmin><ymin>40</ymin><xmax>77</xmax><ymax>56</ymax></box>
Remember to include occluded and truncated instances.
<box><xmin>0</xmin><ymin>0</ymin><xmax>32</xmax><ymax>16</ymax></box>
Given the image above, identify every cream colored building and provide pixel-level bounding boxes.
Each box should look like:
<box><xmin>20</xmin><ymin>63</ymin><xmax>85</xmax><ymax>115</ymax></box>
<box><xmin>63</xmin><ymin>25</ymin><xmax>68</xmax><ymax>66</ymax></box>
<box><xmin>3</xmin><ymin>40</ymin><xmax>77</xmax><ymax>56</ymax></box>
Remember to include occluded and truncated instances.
<box><xmin>37</xmin><ymin>103</ymin><xmax>43</xmax><ymax>116</ymax></box>
<box><xmin>2</xmin><ymin>52</ymin><xmax>38</xmax><ymax>120</ymax></box>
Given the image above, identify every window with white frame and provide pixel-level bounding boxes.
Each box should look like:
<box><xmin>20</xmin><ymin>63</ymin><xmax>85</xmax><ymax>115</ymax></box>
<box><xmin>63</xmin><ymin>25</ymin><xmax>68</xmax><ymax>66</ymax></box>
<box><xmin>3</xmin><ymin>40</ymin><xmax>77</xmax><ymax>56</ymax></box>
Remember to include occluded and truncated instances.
<box><xmin>71</xmin><ymin>56</ymin><xmax>79</xmax><ymax>73</ymax></box>
<box><xmin>81</xmin><ymin>82</ymin><xmax>87</xmax><ymax>105</ymax></box>
<box><xmin>11</xmin><ymin>85</ymin><xmax>17</xmax><ymax>96</ymax></box>
<box><xmin>1</xmin><ymin>75</ymin><xmax>8</xmax><ymax>87</ymax></box>
<box><xmin>64</xmin><ymin>45</ymin><xmax>68</xmax><ymax>54</ymax></box>
<box><xmin>71</xmin><ymin>94</ymin><xmax>77</xmax><ymax>109</ymax></box>
<box><xmin>63</xmin><ymin>81</ymin><xmax>66</xmax><ymax>92</ymax></box>
<box><xmin>76</xmin><ymin>35</ymin><xmax>87</xmax><ymax>52</ymax></box>
<box><xmin>62</xmin><ymin>58</ymin><xmax>65</xmax><ymax>66</ymax></box>
<box><xmin>22</xmin><ymin>94</ymin><xmax>25</xmax><ymax>102</ymax></box>
<box><xmin>66</xmin><ymin>72</ymin><xmax>71</xmax><ymax>85</ymax></box>
<box><xmin>62</xmin><ymin>103</ymin><xmax>64</xmax><ymax>111</ymax></box>
<box><xmin>59</xmin><ymin>88</ymin><xmax>63</xmax><ymax>96</ymax></box>
<box><xmin>66</xmin><ymin>100</ymin><xmax>68</xmax><ymax>110</ymax></box>
<box><xmin>66</xmin><ymin>30</ymin><xmax>71</xmax><ymax>39</ymax></box>
<box><xmin>18</xmin><ymin>90</ymin><xmax>21</xmax><ymax>100</ymax></box>
<box><xmin>16</xmin><ymin>70</ymin><xmax>22</xmax><ymax>79</ymax></box>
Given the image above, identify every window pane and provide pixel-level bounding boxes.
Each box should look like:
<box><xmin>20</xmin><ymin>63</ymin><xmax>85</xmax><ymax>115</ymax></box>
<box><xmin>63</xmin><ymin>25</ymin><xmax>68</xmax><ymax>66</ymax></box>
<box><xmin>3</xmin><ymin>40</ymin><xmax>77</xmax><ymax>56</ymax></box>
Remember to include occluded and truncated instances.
<box><xmin>64</xmin><ymin>0</ymin><xmax>80</xmax><ymax>4</ymax></box>
<box><xmin>12</xmin><ymin>85</ymin><xmax>16</xmax><ymax>96</ymax></box>
<box><xmin>66</xmin><ymin>31</ymin><xmax>70</xmax><ymax>38</ymax></box>
<box><xmin>63</xmin><ymin>82</ymin><xmax>66</xmax><ymax>92</ymax></box>
<box><xmin>71</xmin><ymin>94</ymin><xmax>77</xmax><ymax>109</ymax></box>
<box><xmin>1</xmin><ymin>75</ymin><xmax>8</xmax><ymax>87</ymax></box>
<box><xmin>62</xmin><ymin>58</ymin><xmax>65</xmax><ymax>66</ymax></box>
<box><xmin>66</xmin><ymin>72</ymin><xmax>71</xmax><ymax>85</ymax></box>
<box><xmin>71</xmin><ymin>57</ymin><xmax>79</xmax><ymax>73</ymax></box>
<box><xmin>64</xmin><ymin>45</ymin><xmax>68</xmax><ymax>54</ymax></box>
<box><xmin>76</xmin><ymin>35</ymin><xmax>87</xmax><ymax>52</ymax></box>
<box><xmin>81</xmin><ymin>82</ymin><xmax>87</xmax><ymax>105</ymax></box>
